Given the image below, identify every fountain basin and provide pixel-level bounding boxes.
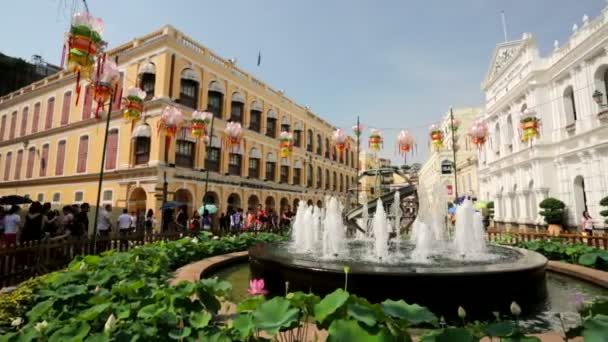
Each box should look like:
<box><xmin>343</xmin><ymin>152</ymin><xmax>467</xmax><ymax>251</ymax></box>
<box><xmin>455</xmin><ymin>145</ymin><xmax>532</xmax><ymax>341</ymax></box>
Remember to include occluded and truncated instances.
<box><xmin>249</xmin><ymin>242</ymin><xmax>548</xmax><ymax>319</ymax></box>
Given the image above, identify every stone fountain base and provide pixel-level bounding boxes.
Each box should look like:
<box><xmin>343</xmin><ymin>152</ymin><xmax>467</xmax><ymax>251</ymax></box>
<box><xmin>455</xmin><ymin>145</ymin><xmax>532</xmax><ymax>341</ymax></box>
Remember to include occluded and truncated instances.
<box><xmin>249</xmin><ymin>242</ymin><xmax>548</xmax><ymax>320</ymax></box>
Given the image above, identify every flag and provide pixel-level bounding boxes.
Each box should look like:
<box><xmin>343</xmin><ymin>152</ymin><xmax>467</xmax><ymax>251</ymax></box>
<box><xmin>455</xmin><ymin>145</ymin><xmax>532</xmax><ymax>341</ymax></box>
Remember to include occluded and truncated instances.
<box><xmin>257</xmin><ymin>50</ymin><xmax>261</xmax><ymax>67</ymax></box>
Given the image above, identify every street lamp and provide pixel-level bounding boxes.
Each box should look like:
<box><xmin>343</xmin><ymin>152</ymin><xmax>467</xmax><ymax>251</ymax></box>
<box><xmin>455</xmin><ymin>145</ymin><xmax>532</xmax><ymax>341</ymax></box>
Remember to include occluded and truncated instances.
<box><xmin>592</xmin><ymin>90</ymin><xmax>607</xmax><ymax>107</ymax></box>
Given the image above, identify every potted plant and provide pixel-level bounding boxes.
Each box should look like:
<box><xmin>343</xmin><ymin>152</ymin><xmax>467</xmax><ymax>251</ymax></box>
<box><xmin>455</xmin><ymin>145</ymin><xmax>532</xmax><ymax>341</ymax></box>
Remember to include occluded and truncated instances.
<box><xmin>539</xmin><ymin>197</ymin><xmax>565</xmax><ymax>236</ymax></box>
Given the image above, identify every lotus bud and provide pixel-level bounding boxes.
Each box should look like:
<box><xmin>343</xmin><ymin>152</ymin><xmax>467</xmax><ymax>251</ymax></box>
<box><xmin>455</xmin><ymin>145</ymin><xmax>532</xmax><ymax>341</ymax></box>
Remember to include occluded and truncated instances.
<box><xmin>285</xmin><ymin>281</ymin><xmax>290</xmax><ymax>294</ymax></box>
<box><xmin>34</xmin><ymin>320</ymin><xmax>48</xmax><ymax>333</ymax></box>
<box><xmin>492</xmin><ymin>311</ymin><xmax>500</xmax><ymax>321</ymax></box>
<box><xmin>94</xmin><ymin>286</ymin><xmax>101</xmax><ymax>293</ymax></box>
<box><xmin>457</xmin><ymin>306</ymin><xmax>466</xmax><ymax>319</ymax></box>
<box><xmin>79</xmin><ymin>262</ymin><xmax>87</xmax><ymax>271</ymax></box>
<box><xmin>11</xmin><ymin>317</ymin><xmax>23</xmax><ymax>327</ymax></box>
<box><xmin>191</xmin><ymin>237</ymin><xmax>199</xmax><ymax>244</ymax></box>
<box><xmin>135</xmin><ymin>256</ymin><xmax>139</xmax><ymax>262</ymax></box>
<box><xmin>343</xmin><ymin>266</ymin><xmax>350</xmax><ymax>275</ymax></box>
<box><xmin>104</xmin><ymin>314</ymin><xmax>116</xmax><ymax>332</ymax></box>
<box><xmin>510</xmin><ymin>301</ymin><xmax>521</xmax><ymax>317</ymax></box>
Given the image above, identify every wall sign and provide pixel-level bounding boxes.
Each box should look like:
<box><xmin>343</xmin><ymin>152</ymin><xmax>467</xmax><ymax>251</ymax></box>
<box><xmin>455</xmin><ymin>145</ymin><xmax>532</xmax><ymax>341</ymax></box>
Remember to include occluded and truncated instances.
<box><xmin>441</xmin><ymin>160</ymin><xmax>453</xmax><ymax>175</ymax></box>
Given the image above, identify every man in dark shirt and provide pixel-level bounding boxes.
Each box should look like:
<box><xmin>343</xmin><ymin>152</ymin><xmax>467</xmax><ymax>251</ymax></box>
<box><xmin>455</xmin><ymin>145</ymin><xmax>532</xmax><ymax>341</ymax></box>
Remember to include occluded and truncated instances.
<box><xmin>73</xmin><ymin>203</ymin><xmax>90</xmax><ymax>238</ymax></box>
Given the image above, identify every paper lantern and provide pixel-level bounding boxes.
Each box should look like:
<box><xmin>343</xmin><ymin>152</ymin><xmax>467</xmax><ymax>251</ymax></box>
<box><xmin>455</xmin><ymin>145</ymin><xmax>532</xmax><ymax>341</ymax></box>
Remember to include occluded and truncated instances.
<box><xmin>368</xmin><ymin>129</ymin><xmax>383</xmax><ymax>152</ymax></box>
<box><xmin>191</xmin><ymin>111</ymin><xmax>213</xmax><ymax>139</ymax></box>
<box><xmin>352</xmin><ymin>124</ymin><xmax>364</xmax><ymax>137</ymax></box>
<box><xmin>159</xmin><ymin>106</ymin><xmax>184</xmax><ymax>137</ymax></box>
<box><xmin>429</xmin><ymin>124</ymin><xmax>444</xmax><ymax>151</ymax></box>
<box><xmin>92</xmin><ymin>59</ymin><xmax>119</xmax><ymax>117</ymax></box>
<box><xmin>225</xmin><ymin>121</ymin><xmax>244</xmax><ymax>152</ymax></box>
<box><xmin>397</xmin><ymin>130</ymin><xmax>415</xmax><ymax>156</ymax></box>
<box><xmin>467</xmin><ymin>120</ymin><xmax>489</xmax><ymax>148</ymax></box>
<box><xmin>279</xmin><ymin>131</ymin><xmax>294</xmax><ymax>157</ymax></box>
<box><xmin>123</xmin><ymin>87</ymin><xmax>146</xmax><ymax>121</ymax></box>
<box><xmin>520</xmin><ymin>109</ymin><xmax>540</xmax><ymax>143</ymax></box>
<box><xmin>332</xmin><ymin>128</ymin><xmax>349</xmax><ymax>157</ymax></box>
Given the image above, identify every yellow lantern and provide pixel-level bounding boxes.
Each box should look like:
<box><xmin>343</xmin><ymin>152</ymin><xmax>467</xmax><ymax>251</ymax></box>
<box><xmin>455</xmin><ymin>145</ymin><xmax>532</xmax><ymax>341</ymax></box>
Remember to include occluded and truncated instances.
<box><xmin>123</xmin><ymin>87</ymin><xmax>146</xmax><ymax>122</ymax></box>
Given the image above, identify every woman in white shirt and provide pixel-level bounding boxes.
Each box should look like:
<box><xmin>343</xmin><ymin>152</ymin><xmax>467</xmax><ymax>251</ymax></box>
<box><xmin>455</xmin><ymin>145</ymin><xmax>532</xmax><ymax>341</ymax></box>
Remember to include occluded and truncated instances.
<box><xmin>3</xmin><ymin>205</ymin><xmax>21</xmax><ymax>247</ymax></box>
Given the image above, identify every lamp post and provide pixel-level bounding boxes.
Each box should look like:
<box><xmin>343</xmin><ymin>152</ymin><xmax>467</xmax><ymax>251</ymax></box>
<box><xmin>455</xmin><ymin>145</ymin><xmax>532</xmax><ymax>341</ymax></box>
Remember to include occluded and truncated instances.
<box><xmin>449</xmin><ymin>107</ymin><xmax>459</xmax><ymax>200</ymax></box>
<box><xmin>202</xmin><ymin>113</ymin><xmax>216</xmax><ymax>206</ymax></box>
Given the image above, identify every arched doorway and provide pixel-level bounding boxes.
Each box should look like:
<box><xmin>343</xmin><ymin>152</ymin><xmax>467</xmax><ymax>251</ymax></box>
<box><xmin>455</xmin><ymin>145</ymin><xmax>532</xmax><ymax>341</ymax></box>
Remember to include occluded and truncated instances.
<box><xmin>574</xmin><ymin>175</ymin><xmax>587</xmax><ymax>220</ymax></box>
<box><xmin>280</xmin><ymin>197</ymin><xmax>289</xmax><ymax>214</ymax></box>
<box><xmin>227</xmin><ymin>193</ymin><xmax>241</xmax><ymax>214</ymax></box>
<box><xmin>265</xmin><ymin>196</ymin><xmax>276</xmax><ymax>213</ymax></box>
<box><xmin>316</xmin><ymin>200</ymin><xmax>323</xmax><ymax>208</ymax></box>
<box><xmin>248</xmin><ymin>195</ymin><xmax>260</xmax><ymax>211</ymax></box>
<box><xmin>307</xmin><ymin>199</ymin><xmax>313</xmax><ymax>206</ymax></box>
<box><xmin>293</xmin><ymin>198</ymin><xmax>300</xmax><ymax>211</ymax></box>
<box><xmin>175</xmin><ymin>188</ymin><xmax>193</xmax><ymax>214</ymax></box>
<box><xmin>128</xmin><ymin>187</ymin><xmax>147</xmax><ymax>221</ymax></box>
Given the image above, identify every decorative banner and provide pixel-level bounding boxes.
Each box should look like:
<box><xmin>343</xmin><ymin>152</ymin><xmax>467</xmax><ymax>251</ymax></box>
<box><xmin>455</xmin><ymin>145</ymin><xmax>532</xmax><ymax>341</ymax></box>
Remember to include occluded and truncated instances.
<box><xmin>159</xmin><ymin>106</ymin><xmax>184</xmax><ymax>137</ymax></box>
<box><xmin>92</xmin><ymin>59</ymin><xmax>120</xmax><ymax>117</ymax></box>
<box><xmin>123</xmin><ymin>87</ymin><xmax>146</xmax><ymax>122</ymax></box>
<box><xmin>429</xmin><ymin>124</ymin><xmax>444</xmax><ymax>151</ymax></box>
<box><xmin>449</xmin><ymin>117</ymin><xmax>461</xmax><ymax>133</ymax></box>
<box><xmin>191</xmin><ymin>111</ymin><xmax>213</xmax><ymax>139</ymax></box>
<box><xmin>368</xmin><ymin>128</ymin><xmax>383</xmax><ymax>152</ymax></box>
<box><xmin>224</xmin><ymin>121</ymin><xmax>244</xmax><ymax>152</ymax></box>
<box><xmin>64</xmin><ymin>12</ymin><xmax>105</xmax><ymax>101</ymax></box>
<box><xmin>467</xmin><ymin>120</ymin><xmax>489</xmax><ymax>149</ymax></box>
<box><xmin>352</xmin><ymin>124</ymin><xmax>364</xmax><ymax>138</ymax></box>
<box><xmin>332</xmin><ymin>128</ymin><xmax>348</xmax><ymax>158</ymax></box>
<box><xmin>279</xmin><ymin>131</ymin><xmax>294</xmax><ymax>157</ymax></box>
<box><xmin>397</xmin><ymin>130</ymin><xmax>415</xmax><ymax>157</ymax></box>
<box><xmin>520</xmin><ymin>108</ymin><xmax>540</xmax><ymax>143</ymax></box>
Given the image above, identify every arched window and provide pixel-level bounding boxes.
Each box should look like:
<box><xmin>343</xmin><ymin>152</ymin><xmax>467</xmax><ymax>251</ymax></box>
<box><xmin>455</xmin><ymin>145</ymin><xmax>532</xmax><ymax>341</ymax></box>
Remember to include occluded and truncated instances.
<box><xmin>574</xmin><ymin>175</ymin><xmax>588</xmax><ymax>218</ymax></box>
<box><xmin>105</xmin><ymin>129</ymin><xmax>119</xmax><ymax>170</ymax></box>
<box><xmin>138</xmin><ymin>62</ymin><xmax>156</xmax><ymax>100</ymax></box>
<box><xmin>506</xmin><ymin>115</ymin><xmax>513</xmax><ymax>152</ymax></box>
<box><xmin>61</xmin><ymin>91</ymin><xmax>71</xmax><ymax>125</ymax></box>
<box><xmin>26</xmin><ymin>147</ymin><xmax>35</xmax><ymax>179</ymax></box>
<box><xmin>340</xmin><ymin>174</ymin><xmax>344</xmax><ymax>192</ymax></box>
<box><xmin>207</xmin><ymin>81</ymin><xmax>225</xmax><ymax>119</ymax></box>
<box><xmin>306</xmin><ymin>129</ymin><xmax>313</xmax><ymax>152</ymax></box>
<box><xmin>345</xmin><ymin>149</ymin><xmax>349</xmax><ymax>166</ymax></box>
<box><xmin>230</xmin><ymin>92</ymin><xmax>245</xmax><ymax>124</ymax></box>
<box><xmin>280</xmin><ymin>158</ymin><xmax>289</xmax><ymax>183</ymax></box>
<box><xmin>77</xmin><ymin>135</ymin><xmax>89</xmax><ymax>173</ymax></box>
<box><xmin>3</xmin><ymin>152</ymin><xmax>11</xmax><ymax>181</ymax></box>
<box><xmin>293</xmin><ymin>122</ymin><xmax>302</xmax><ymax>147</ymax></box>
<box><xmin>180</xmin><ymin>68</ymin><xmax>199</xmax><ymax>109</ymax></box>
<box><xmin>266</xmin><ymin>109</ymin><xmax>277</xmax><ymax>138</ymax></box>
<box><xmin>55</xmin><ymin>141</ymin><xmax>66</xmax><ymax>175</ymax></box>
<box><xmin>316</xmin><ymin>166</ymin><xmax>322</xmax><ymax>189</ymax></box>
<box><xmin>20</xmin><ymin>106</ymin><xmax>28</xmax><ymax>137</ymax></box>
<box><xmin>9</xmin><ymin>111</ymin><xmax>16</xmax><ymax>139</ymax></box>
<box><xmin>249</xmin><ymin>101</ymin><xmax>262</xmax><ymax>132</ymax></box>
<box><xmin>563</xmin><ymin>86</ymin><xmax>577</xmax><ymax>125</ymax></box>
<box><xmin>0</xmin><ymin>115</ymin><xmax>5</xmax><ymax>141</ymax></box>
<box><xmin>265</xmin><ymin>152</ymin><xmax>277</xmax><ymax>181</ymax></box>
<box><xmin>248</xmin><ymin>148</ymin><xmax>261</xmax><ymax>178</ymax></box>
<box><xmin>316</xmin><ymin>134</ymin><xmax>322</xmax><ymax>155</ymax></box>
<box><xmin>45</xmin><ymin>97</ymin><xmax>55</xmax><ymax>130</ymax></box>
<box><xmin>228</xmin><ymin>150</ymin><xmax>242</xmax><ymax>176</ymax></box>
<box><xmin>325</xmin><ymin>138</ymin><xmax>330</xmax><ymax>158</ymax></box>
<box><xmin>132</xmin><ymin>123</ymin><xmax>151</xmax><ymax>165</ymax></box>
<box><xmin>40</xmin><ymin>144</ymin><xmax>49</xmax><ymax>177</ymax></box>
<box><xmin>307</xmin><ymin>163</ymin><xmax>313</xmax><ymax>187</ymax></box>
<box><xmin>293</xmin><ymin>160</ymin><xmax>302</xmax><ymax>185</ymax></box>
<box><xmin>493</xmin><ymin>123</ymin><xmax>501</xmax><ymax>156</ymax></box>
<box><xmin>325</xmin><ymin>169</ymin><xmax>330</xmax><ymax>190</ymax></box>
<box><xmin>14</xmin><ymin>150</ymin><xmax>23</xmax><ymax>180</ymax></box>
<box><xmin>332</xmin><ymin>171</ymin><xmax>337</xmax><ymax>191</ymax></box>
<box><xmin>176</xmin><ymin>127</ymin><xmax>195</xmax><ymax>168</ymax></box>
<box><xmin>280</xmin><ymin>116</ymin><xmax>290</xmax><ymax>132</ymax></box>
<box><xmin>206</xmin><ymin>135</ymin><xmax>221</xmax><ymax>172</ymax></box>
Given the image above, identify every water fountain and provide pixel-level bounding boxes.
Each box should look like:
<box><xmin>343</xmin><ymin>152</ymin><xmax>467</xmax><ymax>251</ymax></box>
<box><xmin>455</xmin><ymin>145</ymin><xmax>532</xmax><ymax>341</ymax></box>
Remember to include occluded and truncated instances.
<box><xmin>250</xmin><ymin>187</ymin><xmax>548</xmax><ymax>318</ymax></box>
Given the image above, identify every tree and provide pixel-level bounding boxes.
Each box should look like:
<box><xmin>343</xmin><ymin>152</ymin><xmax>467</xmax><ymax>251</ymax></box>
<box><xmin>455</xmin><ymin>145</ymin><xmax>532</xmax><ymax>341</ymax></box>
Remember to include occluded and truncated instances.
<box><xmin>538</xmin><ymin>197</ymin><xmax>565</xmax><ymax>225</ymax></box>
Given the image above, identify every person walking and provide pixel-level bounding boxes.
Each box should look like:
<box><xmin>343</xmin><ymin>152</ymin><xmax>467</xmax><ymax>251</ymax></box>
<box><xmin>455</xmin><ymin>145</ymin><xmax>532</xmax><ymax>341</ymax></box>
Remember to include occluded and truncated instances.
<box><xmin>2</xmin><ymin>206</ymin><xmax>21</xmax><ymax>247</ymax></box>
<box><xmin>176</xmin><ymin>206</ymin><xmax>188</xmax><ymax>234</ymax></box>
<box><xmin>582</xmin><ymin>210</ymin><xmax>594</xmax><ymax>237</ymax></box>
<box><xmin>219</xmin><ymin>213</ymin><xmax>228</xmax><ymax>235</ymax></box>
<box><xmin>230</xmin><ymin>209</ymin><xmax>242</xmax><ymax>234</ymax></box>
<box><xmin>201</xmin><ymin>210</ymin><xmax>212</xmax><ymax>231</ymax></box>
<box><xmin>129</xmin><ymin>211</ymin><xmax>137</xmax><ymax>233</ymax></box>
<box><xmin>22</xmin><ymin>202</ymin><xmax>45</xmax><ymax>242</ymax></box>
<box><xmin>73</xmin><ymin>203</ymin><xmax>90</xmax><ymax>239</ymax></box>
<box><xmin>144</xmin><ymin>209</ymin><xmax>155</xmax><ymax>237</ymax></box>
<box><xmin>97</xmin><ymin>204</ymin><xmax>112</xmax><ymax>251</ymax></box>
<box><xmin>189</xmin><ymin>210</ymin><xmax>201</xmax><ymax>235</ymax></box>
<box><xmin>117</xmin><ymin>209</ymin><xmax>133</xmax><ymax>251</ymax></box>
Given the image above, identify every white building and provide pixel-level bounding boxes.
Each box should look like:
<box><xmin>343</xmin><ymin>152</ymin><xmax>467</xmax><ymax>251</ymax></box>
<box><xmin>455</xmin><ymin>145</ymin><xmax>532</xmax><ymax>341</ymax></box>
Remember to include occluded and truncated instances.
<box><xmin>419</xmin><ymin>107</ymin><xmax>482</xmax><ymax>203</ymax></box>
<box><xmin>478</xmin><ymin>7</ymin><xmax>608</xmax><ymax>230</ymax></box>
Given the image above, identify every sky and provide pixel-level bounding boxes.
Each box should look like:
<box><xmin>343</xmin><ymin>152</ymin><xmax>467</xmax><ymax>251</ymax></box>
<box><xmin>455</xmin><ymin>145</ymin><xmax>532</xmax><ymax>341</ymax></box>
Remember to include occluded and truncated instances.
<box><xmin>1</xmin><ymin>0</ymin><xmax>607</xmax><ymax>164</ymax></box>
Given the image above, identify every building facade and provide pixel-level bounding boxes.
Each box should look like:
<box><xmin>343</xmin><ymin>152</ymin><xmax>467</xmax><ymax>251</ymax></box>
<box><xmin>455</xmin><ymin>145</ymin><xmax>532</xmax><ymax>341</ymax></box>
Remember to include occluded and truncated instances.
<box><xmin>358</xmin><ymin>151</ymin><xmax>408</xmax><ymax>203</ymax></box>
<box><xmin>418</xmin><ymin>107</ymin><xmax>482</xmax><ymax>202</ymax></box>
<box><xmin>0</xmin><ymin>25</ymin><xmax>357</xmax><ymax>232</ymax></box>
<box><xmin>478</xmin><ymin>7</ymin><xmax>608</xmax><ymax>230</ymax></box>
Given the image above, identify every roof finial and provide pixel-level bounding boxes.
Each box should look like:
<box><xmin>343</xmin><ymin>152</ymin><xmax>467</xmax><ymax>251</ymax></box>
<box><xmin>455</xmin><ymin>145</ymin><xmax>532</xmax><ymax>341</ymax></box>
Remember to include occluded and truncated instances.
<box><xmin>572</xmin><ymin>23</ymin><xmax>579</xmax><ymax>33</ymax></box>
<box><xmin>501</xmin><ymin>10</ymin><xmax>508</xmax><ymax>42</ymax></box>
<box><xmin>582</xmin><ymin>14</ymin><xmax>589</xmax><ymax>26</ymax></box>
<box><xmin>553</xmin><ymin>40</ymin><xmax>559</xmax><ymax>50</ymax></box>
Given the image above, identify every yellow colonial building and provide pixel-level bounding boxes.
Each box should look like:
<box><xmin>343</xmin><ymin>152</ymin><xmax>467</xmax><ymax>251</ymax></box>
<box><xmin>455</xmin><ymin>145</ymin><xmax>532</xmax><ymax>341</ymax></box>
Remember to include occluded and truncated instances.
<box><xmin>0</xmin><ymin>25</ymin><xmax>357</xmax><ymax>231</ymax></box>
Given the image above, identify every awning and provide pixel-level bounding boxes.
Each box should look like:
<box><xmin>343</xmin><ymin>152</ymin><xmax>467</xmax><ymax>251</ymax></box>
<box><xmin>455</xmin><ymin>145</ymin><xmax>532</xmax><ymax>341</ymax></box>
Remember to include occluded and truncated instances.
<box><xmin>209</xmin><ymin>80</ymin><xmax>225</xmax><ymax>94</ymax></box>
<box><xmin>281</xmin><ymin>116</ymin><xmax>290</xmax><ymax>126</ymax></box>
<box><xmin>294</xmin><ymin>160</ymin><xmax>302</xmax><ymax>169</ymax></box>
<box><xmin>249</xmin><ymin>148</ymin><xmax>261</xmax><ymax>158</ymax></box>
<box><xmin>181</xmin><ymin>68</ymin><xmax>199</xmax><ymax>82</ymax></box>
<box><xmin>131</xmin><ymin>123</ymin><xmax>152</xmax><ymax>138</ymax></box>
<box><xmin>138</xmin><ymin>62</ymin><xmax>156</xmax><ymax>74</ymax></box>
<box><xmin>232</xmin><ymin>92</ymin><xmax>245</xmax><ymax>103</ymax></box>
<box><xmin>251</xmin><ymin>101</ymin><xmax>263</xmax><ymax>112</ymax></box>
<box><xmin>281</xmin><ymin>158</ymin><xmax>290</xmax><ymax>166</ymax></box>
<box><xmin>293</xmin><ymin>122</ymin><xmax>303</xmax><ymax>131</ymax></box>
<box><xmin>266</xmin><ymin>152</ymin><xmax>277</xmax><ymax>162</ymax></box>
<box><xmin>267</xmin><ymin>109</ymin><xmax>277</xmax><ymax>119</ymax></box>
<box><xmin>210</xmin><ymin>135</ymin><xmax>221</xmax><ymax>148</ymax></box>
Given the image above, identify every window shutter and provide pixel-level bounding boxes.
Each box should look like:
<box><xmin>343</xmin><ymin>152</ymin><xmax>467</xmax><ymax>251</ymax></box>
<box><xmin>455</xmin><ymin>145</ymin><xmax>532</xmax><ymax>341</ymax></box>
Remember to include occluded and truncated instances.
<box><xmin>9</xmin><ymin>111</ymin><xmax>17</xmax><ymax>139</ymax></box>
<box><xmin>82</xmin><ymin>85</ymin><xmax>93</xmax><ymax>120</ymax></box>
<box><xmin>105</xmin><ymin>130</ymin><xmax>118</xmax><ymax>170</ymax></box>
<box><xmin>40</xmin><ymin>144</ymin><xmax>49</xmax><ymax>177</ymax></box>
<box><xmin>61</xmin><ymin>91</ymin><xmax>71</xmax><ymax>125</ymax></box>
<box><xmin>4</xmin><ymin>152</ymin><xmax>11</xmax><ymax>181</ymax></box>
<box><xmin>32</xmin><ymin>103</ymin><xmax>40</xmax><ymax>134</ymax></box>
<box><xmin>0</xmin><ymin>116</ymin><xmax>6</xmax><ymax>141</ymax></box>
<box><xmin>20</xmin><ymin>107</ymin><xmax>28</xmax><ymax>137</ymax></box>
<box><xmin>45</xmin><ymin>98</ymin><xmax>55</xmax><ymax>129</ymax></box>
<box><xmin>77</xmin><ymin>136</ymin><xmax>88</xmax><ymax>173</ymax></box>
<box><xmin>26</xmin><ymin>148</ymin><xmax>35</xmax><ymax>178</ymax></box>
<box><xmin>56</xmin><ymin>141</ymin><xmax>66</xmax><ymax>175</ymax></box>
<box><xmin>14</xmin><ymin>150</ymin><xmax>23</xmax><ymax>180</ymax></box>
<box><xmin>111</xmin><ymin>73</ymin><xmax>124</xmax><ymax>112</ymax></box>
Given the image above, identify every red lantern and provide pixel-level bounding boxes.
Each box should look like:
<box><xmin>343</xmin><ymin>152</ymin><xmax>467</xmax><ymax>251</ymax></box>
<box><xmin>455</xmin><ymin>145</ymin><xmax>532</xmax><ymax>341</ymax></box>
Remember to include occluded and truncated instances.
<box><xmin>225</xmin><ymin>122</ymin><xmax>244</xmax><ymax>152</ymax></box>
<box><xmin>468</xmin><ymin>120</ymin><xmax>489</xmax><ymax>149</ymax></box>
<box><xmin>368</xmin><ymin>129</ymin><xmax>383</xmax><ymax>152</ymax></box>
<box><xmin>159</xmin><ymin>106</ymin><xmax>184</xmax><ymax>137</ymax></box>
<box><xmin>279</xmin><ymin>131</ymin><xmax>294</xmax><ymax>157</ymax></box>
<box><xmin>397</xmin><ymin>130</ymin><xmax>415</xmax><ymax>157</ymax></box>
<box><xmin>332</xmin><ymin>129</ymin><xmax>348</xmax><ymax>158</ymax></box>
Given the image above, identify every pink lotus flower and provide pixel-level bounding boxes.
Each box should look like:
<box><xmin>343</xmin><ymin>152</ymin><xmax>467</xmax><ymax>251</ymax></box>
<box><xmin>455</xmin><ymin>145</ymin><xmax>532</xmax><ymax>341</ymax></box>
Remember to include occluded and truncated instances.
<box><xmin>247</xmin><ymin>278</ymin><xmax>268</xmax><ymax>295</ymax></box>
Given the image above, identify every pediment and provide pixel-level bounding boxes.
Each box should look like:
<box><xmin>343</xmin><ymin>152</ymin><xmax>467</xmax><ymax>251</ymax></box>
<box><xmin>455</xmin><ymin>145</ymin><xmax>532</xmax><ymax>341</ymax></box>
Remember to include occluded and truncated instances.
<box><xmin>483</xmin><ymin>39</ymin><xmax>527</xmax><ymax>86</ymax></box>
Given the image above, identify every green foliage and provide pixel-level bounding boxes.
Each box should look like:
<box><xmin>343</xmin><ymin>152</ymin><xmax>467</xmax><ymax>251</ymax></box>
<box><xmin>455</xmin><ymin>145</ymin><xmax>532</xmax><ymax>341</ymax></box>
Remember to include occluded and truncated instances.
<box><xmin>538</xmin><ymin>197</ymin><xmax>565</xmax><ymax>225</ymax></box>
<box><xmin>516</xmin><ymin>240</ymin><xmax>608</xmax><ymax>271</ymax></box>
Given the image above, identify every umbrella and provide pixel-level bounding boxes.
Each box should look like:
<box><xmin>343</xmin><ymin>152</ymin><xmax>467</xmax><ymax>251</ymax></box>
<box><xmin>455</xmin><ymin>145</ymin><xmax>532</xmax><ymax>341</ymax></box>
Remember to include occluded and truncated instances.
<box><xmin>198</xmin><ymin>204</ymin><xmax>218</xmax><ymax>215</ymax></box>
<box><xmin>161</xmin><ymin>201</ymin><xmax>183</xmax><ymax>210</ymax></box>
<box><xmin>0</xmin><ymin>195</ymin><xmax>32</xmax><ymax>205</ymax></box>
